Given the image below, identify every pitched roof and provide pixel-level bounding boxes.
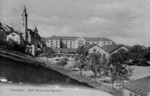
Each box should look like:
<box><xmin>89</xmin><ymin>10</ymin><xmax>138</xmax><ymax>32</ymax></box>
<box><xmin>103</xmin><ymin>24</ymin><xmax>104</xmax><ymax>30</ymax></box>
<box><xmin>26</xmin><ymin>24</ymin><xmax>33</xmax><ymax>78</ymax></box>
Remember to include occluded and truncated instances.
<box><xmin>84</xmin><ymin>37</ymin><xmax>100</xmax><ymax>41</ymax></box>
<box><xmin>101</xmin><ymin>44</ymin><xmax>124</xmax><ymax>54</ymax></box>
<box><xmin>123</xmin><ymin>76</ymin><xmax>150</xmax><ymax>96</ymax></box>
<box><xmin>48</xmin><ymin>36</ymin><xmax>113</xmax><ymax>42</ymax></box>
<box><xmin>54</xmin><ymin>48</ymin><xmax>77</xmax><ymax>53</ymax></box>
<box><xmin>49</xmin><ymin>36</ymin><xmax>78</xmax><ymax>40</ymax></box>
<box><xmin>27</xmin><ymin>29</ymin><xmax>41</xmax><ymax>38</ymax></box>
<box><xmin>84</xmin><ymin>37</ymin><xmax>112</xmax><ymax>41</ymax></box>
<box><xmin>82</xmin><ymin>44</ymin><xmax>98</xmax><ymax>49</ymax></box>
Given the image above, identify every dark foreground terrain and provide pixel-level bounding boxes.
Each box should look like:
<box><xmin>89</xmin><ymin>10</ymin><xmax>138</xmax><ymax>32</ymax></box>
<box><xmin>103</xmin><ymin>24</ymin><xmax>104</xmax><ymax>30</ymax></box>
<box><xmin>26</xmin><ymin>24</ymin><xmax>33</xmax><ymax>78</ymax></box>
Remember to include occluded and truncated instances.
<box><xmin>0</xmin><ymin>55</ymin><xmax>93</xmax><ymax>88</ymax></box>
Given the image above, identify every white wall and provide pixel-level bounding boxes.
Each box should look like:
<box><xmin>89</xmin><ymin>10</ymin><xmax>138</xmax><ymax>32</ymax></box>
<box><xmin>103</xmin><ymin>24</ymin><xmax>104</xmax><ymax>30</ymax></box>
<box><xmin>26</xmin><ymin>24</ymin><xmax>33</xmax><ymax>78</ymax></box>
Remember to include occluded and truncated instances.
<box><xmin>7</xmin><ymin>32</ymin><xmax>20</xmax><ymax>44</ymax></box>
<box><xmin>47</xmin><ymin>39</ymin><xmax>60</xmax><ymax>48</ymax></box>
<box><xmin>88</xmin><ymin>45</ymin><xmax>110</xmax><ymax>60</ymax></box>
<box><xmin>62</xmin><ymin>40</ymin><xmax>75</xmax><ymax>48</ymax></box>
<box><xmin>75</xmin><ymin>37</ymin><xmax>86</xmax><ymax>48</ymax></box>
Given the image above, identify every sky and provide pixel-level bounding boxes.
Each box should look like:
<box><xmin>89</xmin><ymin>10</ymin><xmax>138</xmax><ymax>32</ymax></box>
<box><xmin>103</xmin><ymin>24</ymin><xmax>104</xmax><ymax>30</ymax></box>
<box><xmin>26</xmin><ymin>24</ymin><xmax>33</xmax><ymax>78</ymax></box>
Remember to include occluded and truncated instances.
<box><xmin>0</xmin><ymin>0</ymin><xmax>150</xmax><ymax>46</ymax></box>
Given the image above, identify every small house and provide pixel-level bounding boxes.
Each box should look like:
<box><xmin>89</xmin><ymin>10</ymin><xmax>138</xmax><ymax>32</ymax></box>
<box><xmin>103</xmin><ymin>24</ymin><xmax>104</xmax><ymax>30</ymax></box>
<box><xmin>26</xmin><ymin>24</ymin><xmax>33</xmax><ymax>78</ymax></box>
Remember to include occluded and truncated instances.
<box><xmin>6</xmin><ymin>32</ymin><xmax>20</xmax><ymax>44</ymax></box>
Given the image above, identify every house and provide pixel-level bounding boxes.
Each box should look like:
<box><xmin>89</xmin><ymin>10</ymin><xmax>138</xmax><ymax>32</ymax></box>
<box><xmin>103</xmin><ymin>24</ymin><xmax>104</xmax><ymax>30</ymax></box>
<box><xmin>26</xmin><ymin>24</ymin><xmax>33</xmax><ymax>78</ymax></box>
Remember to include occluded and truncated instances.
<box><xmin>123</xmin><ymin>76</ymin><xmax>150</xmax><ymax>96</ymax></box>
<box><xmin>25</xmin><ymin>44</ymin><xmax>36</xmax><ymax>56</ymax></box>
<box><xmin>101</xmin><ymin>44</ymin><xmax>128</xmax><ymax>59</ymax></box>
<box><xmin>46</xmin><ymin>36</ymin><xmax>78</xmax><ymax>49</ymax></box>
<box><xmin>6</xmin><ymin>32</ymin><xmax>20</xmax><ymax>44</ymax></box>
<box><xmin>0</xmin><ymin>22</ymin><xmax>16</xmax><ymax>40</ymax></box>
<box><xmin>45</xmin><ymin>36</ymin><xmax>114</xmax><ymax>49</ymax></box>
<box><xmin>27</xmin><ymin>27</ymin><xmax>41</xmax><ymax>44</ymax></box>
<box><xmin>82</xmin><ymin>44</ymin><xmax>103</xmax><ymax>53</ymax></box>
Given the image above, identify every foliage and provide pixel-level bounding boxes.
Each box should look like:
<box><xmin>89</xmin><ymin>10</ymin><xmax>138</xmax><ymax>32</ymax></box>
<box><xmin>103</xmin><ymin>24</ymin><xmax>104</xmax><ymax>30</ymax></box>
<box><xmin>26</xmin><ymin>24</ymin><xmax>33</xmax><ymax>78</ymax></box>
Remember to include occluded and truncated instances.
<box><xmin>75</xmin><ymin>46</ymin><xmax>88</xmax><ymax>76</ymax></box>
<box><xmin>128</xmin><ymin>45</ymin><xmax>150</xmax><ymax>66</ymax></box>
<box><xmin>58</xmin><ymin>57</ymin><xmax>69</xmax><ymax>68</ymax></box>
<box><xmin>0</xmin><ymin>38</ymin><xmax>26</xmax><ymax>53</ymax></box>
<box><xmin>109</xmin><ymin>49</ymin><xmax>133</xmax><ymax>84</ymax></box>
<box><xmin>144</xmin><ymin>47</ymin><xmax>150</xmax><ymax>61</ymax></box>
<box><xmin>129</xmin><ymin>45</ymin><xmax>147</xmax><ymax>60</ymax></box>
<box><xmin>101</xmin><ymin>55</ymin><xmax>109</xmax><ymax>76</ymax></box>
<box><xmin>88</xmin><ymin>52</ymin><xmax>102</xmax><ymax>80</ymax></box>
<box><xmin>43</xmin><ymin>46</ymin><xmax>55</xmax><ymax>62</ymax></box>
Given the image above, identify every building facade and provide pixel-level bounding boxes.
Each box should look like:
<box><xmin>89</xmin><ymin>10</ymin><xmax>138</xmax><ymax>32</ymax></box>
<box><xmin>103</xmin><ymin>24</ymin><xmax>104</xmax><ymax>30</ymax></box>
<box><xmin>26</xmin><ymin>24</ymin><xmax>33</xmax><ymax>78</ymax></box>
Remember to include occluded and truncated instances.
<box><xmin>46</xmin><ymin>36</ymin><xmax>115</xmax><ymax>49</ymax></box>
<box><xmin>6</xmin><ymin>32</ymin><xmax>20</xmax><ymax>44</ymax></box>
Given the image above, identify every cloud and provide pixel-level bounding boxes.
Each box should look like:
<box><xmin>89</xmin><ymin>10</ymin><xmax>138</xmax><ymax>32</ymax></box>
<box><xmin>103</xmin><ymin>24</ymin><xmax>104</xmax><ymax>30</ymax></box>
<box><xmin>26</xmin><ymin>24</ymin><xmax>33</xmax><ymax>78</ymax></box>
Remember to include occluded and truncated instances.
<box><xmin>84</xmin><ymin>17</ymin><xmax>106</xmax><ymax>24</ymax></box>
<box><xmin>0</xmin><ymin>0</ymin><xmax>150</xmax><ymax>46</ymax></box>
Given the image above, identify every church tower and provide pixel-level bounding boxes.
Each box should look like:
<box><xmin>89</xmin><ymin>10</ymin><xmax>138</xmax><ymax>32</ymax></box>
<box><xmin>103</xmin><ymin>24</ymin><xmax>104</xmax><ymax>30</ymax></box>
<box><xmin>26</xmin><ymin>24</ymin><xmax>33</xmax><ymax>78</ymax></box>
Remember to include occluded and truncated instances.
<box><xmin>22</xmin><ymin>6</ymin><xmax>28</xmax><ymax>41</ymax></box>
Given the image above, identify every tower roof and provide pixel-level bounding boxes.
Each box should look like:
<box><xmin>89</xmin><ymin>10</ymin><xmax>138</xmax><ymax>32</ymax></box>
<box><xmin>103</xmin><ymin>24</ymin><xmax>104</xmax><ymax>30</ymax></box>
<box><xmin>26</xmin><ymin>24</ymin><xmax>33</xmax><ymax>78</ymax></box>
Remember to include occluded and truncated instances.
<box><xmin>22</xmin><ymin>6</ymin><xmax>28</xmax><ymax>16</ymax></box>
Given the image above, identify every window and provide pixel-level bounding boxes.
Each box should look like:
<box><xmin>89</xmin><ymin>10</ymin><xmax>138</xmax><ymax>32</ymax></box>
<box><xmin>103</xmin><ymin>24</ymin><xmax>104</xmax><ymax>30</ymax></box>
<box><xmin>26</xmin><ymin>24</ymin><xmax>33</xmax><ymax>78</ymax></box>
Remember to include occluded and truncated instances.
<box><xmin>12</xmin><ymin>34</ymin><xmax>15</xmax><ymax>36</ymax></box>
<box><xmin>104</xmin><ymin>42</ymin><xmax>105</xmax><ymax>44</ymax></box>
<box><xmin>93</xmin><ymin>49</ymin><xmax>96</xmax><ymax>52</ymax></box>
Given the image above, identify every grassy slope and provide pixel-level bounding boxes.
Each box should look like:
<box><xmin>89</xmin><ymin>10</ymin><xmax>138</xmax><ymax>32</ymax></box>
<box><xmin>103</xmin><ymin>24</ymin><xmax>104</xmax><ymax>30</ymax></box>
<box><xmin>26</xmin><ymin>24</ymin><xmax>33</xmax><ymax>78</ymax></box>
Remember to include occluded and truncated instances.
<box><xmin>0</xmin><ymin>55</ymin><xmax>93</xmax><ymax>88</ymax></box>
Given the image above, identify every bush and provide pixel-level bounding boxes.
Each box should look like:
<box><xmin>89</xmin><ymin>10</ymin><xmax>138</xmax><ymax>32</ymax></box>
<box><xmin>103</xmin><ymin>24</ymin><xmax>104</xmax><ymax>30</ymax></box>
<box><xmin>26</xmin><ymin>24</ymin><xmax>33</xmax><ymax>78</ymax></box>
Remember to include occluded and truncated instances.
<box><xmin>58</xmin><ymin>57</ymin><xmax>69</xmax><ymax>67</ymax></box>
<box><xmin>136</xmin><ymin>60</ymin><xmax>150</xmax><ymax>66</ymax></box>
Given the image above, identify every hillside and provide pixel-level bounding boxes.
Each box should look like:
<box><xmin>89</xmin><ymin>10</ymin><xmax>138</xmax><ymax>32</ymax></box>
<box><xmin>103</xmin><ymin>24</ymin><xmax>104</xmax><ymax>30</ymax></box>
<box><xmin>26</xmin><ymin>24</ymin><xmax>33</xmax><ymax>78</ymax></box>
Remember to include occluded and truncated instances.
<box><xmin>0</xmin><ymin>48</ymin><xmax>93</xmax><ymax>88</ymax></box>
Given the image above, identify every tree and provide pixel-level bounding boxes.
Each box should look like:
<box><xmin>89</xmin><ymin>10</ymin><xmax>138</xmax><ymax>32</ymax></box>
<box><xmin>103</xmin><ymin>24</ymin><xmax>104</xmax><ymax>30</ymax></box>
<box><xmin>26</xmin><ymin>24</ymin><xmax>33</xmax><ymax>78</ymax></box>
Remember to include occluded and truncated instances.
<box><xmin>144</xmin><ymin>47</ymin><xmax>150</xmax><ymax>61</ymax></box>
<box><xmin>88</xmin><ymin>53</ymin><xmax>102</xmax><ymax>80</ymax></box>
<box><xmin>43</xmin><ymin>46</ymin><xmax>55</xmax><ymax>62</ymax></box>
<box><xmin>101</xmin><ymin>55</ymin><xmax>109</xmax><ymax>76</ymax></box>
<box><xmin>75</xmin><ymin>46</ymin><xmax>88</xmax><ymax>76</ymax></box>
<box><xmin>129</xmin><ymin>45</ymin><xmax>146</xmax><ymax>60</ymax></box>
<box><xmin>58</xmin><ymin>57</ymin><xmax>69</xmax><ymax>69</ymax></box>
<box><xmin>129</xmin><ymin>45</ymin><xmax>147</xmax><ymax>65</ymax></box>
<box><xmin>109</xmin><ymin>49</ymin><xmax>133</xmax><ymax>87</ymax></box>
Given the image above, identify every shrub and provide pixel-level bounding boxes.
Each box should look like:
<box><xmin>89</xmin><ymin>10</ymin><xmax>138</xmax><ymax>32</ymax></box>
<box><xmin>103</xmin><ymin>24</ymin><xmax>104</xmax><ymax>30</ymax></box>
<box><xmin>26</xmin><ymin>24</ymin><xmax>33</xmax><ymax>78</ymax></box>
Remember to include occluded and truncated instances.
<box><xmin>136</xmin><ymin>60</ymin><xmax>150</xmax><ymax>66</ymax></box>
<box><xmin>58</xmin><ymin>57</ymin><xmax>69</xmax><ymax>67</ymax></box>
